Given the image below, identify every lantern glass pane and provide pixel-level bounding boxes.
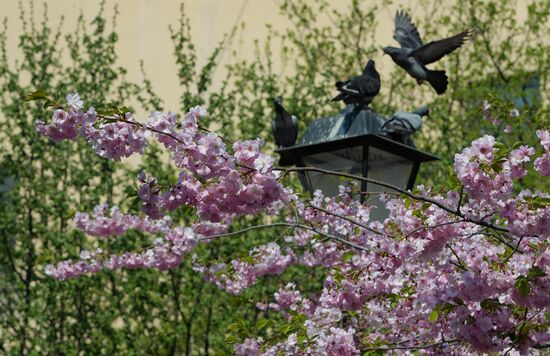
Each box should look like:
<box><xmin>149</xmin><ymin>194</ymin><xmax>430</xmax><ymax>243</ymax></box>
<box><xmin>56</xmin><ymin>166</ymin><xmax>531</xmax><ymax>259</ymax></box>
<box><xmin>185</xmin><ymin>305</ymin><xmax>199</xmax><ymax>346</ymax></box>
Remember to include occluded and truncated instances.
<box><xmin>300</xmin><ymin>146</ymin><xmax>363</xmax><ymax>197</ymax></box>
<box><xmin>364</xmin><ymin>147</ymin><xmax>414</xmax><ymax>220</ymax></box>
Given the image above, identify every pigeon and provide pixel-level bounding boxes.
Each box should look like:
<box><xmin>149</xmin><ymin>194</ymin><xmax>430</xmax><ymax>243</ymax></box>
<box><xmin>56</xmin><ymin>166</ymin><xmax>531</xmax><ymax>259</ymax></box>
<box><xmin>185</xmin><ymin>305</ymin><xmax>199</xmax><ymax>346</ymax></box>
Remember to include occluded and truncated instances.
<box><xmin>383</xmin><ymin>10</ymin><xmax>471</xmax><ymax>94</ymax></box>
<box><xmin>331</xmin><ymin>59</ymin><xmax>381</xmax><ymax>108</ymax></box>
<box><xmin>272</xmin><ymin>97</ymin><xmax>298</xmax><ymax>148</ymax></box>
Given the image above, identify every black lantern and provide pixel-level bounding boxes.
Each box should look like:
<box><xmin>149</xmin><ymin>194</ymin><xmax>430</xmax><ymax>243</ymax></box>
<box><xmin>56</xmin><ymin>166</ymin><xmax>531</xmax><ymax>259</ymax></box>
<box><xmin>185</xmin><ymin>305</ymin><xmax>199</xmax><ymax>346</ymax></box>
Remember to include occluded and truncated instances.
<box><xmin>275</xmin><ymin>105</ymin><xmax>438</xmax><ymax>219</ymax></box>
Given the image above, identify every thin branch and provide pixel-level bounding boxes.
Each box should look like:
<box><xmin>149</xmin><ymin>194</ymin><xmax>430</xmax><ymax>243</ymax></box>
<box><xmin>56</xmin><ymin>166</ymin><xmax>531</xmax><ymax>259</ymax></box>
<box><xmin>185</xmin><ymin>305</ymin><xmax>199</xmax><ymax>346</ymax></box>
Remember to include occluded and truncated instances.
<box><xmin>502</xmin><ymin>235</ymin><xmax>526</xmax><ymax>263</ymax></box>
<box><xmin>100</xmin><ymin>114</ymin><xmax>232</xmax><ymax>146</ymax></box>
<box><xmin>504</xmin><ymin>307</ymin><xmax>530</xmax><ymax>355</ymax></box>
<box><xmin>446</xmin><ymin>243</ymin><xmax>468</xmax><ymax>271</ymax></box>
<box><xmin>277</xmin><ymin>166</ymin><xmax>510</xmax><ymax>233</ymax></box>
<box><xmin>200</xmin><ymin>221</ymin><xmax>370</xmax><ymax>252</ymax></box>
<box><xmin>403</xmin><ymin>219</ymin><xmax>465</xmax><ymax>238</ymax></box>
<box><xmin>456</xmin><ymin>185</ymin><xmax>464</xmax><ymax>215</ymax></box>
<box><xmin>308</xmin><ymin>204</ymin><xmax>383</xmax><ymax>236</ymax></box>
<box><xmin>98</xmin><ymin>114</ymin><xmax>248</xmax><ymax>168</ymax></box>
<box><xmin>308</xmin><ymin>225</ymin><xmax>370</xmax><ymax>252</ymax></box>
<box><xmin>199</xmin><ymin>222</ymin><xmax>300</xmax><ymax>241</ymax></box>
<box><xmin>361</xmin><ymin>339</ymin><xmax>460</xmax><ymax>351</ymax></box>
<box><xmin>3</xmin><ymin>238</ymin><xmax>25</xmax><ymax>285</ymax></box>
<box><xmin>484</xmin><ymin>230</ymin><xmax>521</xmax><ymax>253</ymax></box>
<box><xmin>100</xmin><ymin>115</ymin><xmax>185</xmax><ymax>144</ymax></box>
<box><xmin>469</xmin><ymin>4</ymin><xmax>508</xmax><ymax>83</ymax></box>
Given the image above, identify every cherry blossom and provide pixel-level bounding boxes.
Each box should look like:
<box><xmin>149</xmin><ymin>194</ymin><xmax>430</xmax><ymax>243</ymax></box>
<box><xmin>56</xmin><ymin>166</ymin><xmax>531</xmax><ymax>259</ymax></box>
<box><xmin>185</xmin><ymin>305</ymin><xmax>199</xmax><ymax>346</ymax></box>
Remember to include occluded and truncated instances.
<box><xmin>35</xmin><ymin>94</ymin><xmax>550</xmax><ymax>354</ymax></box>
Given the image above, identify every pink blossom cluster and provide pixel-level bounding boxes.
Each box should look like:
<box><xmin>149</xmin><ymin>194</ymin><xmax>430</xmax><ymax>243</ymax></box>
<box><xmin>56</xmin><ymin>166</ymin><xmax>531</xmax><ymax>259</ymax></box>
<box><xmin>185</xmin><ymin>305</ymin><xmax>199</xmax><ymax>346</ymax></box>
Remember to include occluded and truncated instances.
<box><xmin>74</xmin><ymin>203</ymin><xmax>172</xmax><ymax>236</ymax></box>
<box><xmin>197</xmin><ymin>242</ymin><xmax>296</xmax><ymax>295</ymax></box>
<box><xmin>36</xmin><ymin>95</ymin><xmax>287</xmax><ymax>229</ymax></box>
<box><xmin>534</xmin><ymin>130</ymin><xmax>550</xmax><ymax>176</ymax></box>
<box><xmin>36</xmin><ymin>96</ymin><xmax>550</xmax><ymax>354</ymax></box>
<box><xmin>44</xmin><ymin>214</ymin><xmax>199</xmax><ymax>279</ymax></box>
<box><xmin>232</xmin><ymin>134</ymin><xmax>549</xmax><ymax>354</ymax></box>
<box><xmin>39</xmin><ymin>94</ymin><xmax>289</xmax><ymax>280</ymax></box>
<box><xmin>481</xmin><ymin>99</ymin><xmax>519</xmax><ymax>133</ymax></box>
<box><xmin>134</xmin><ymin>115</ymin><xmax>287</xmax><ymax>222</ymax></box>
<box><xmin>37</xmin><ymin>94</ymin><xmax>149</xmax><ymax>160</ymax></box>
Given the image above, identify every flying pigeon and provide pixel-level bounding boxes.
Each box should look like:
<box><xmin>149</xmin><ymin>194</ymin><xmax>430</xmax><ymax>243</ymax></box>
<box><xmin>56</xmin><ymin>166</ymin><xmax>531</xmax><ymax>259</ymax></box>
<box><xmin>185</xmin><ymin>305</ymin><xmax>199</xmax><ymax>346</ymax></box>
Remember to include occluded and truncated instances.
<box><xmin>331</xmin><ymin>59</ymin><xmax>381</xmax><ymax>108</ymax></box>
<box><xmin>272</xmin><ymin>97</ymin><xmax>298</xmax><ymax>148</ymax></box>
<box><xmin>383</xmin><ymin>10</ymin><xmax>471</xmax><ymax>94</ymax></box>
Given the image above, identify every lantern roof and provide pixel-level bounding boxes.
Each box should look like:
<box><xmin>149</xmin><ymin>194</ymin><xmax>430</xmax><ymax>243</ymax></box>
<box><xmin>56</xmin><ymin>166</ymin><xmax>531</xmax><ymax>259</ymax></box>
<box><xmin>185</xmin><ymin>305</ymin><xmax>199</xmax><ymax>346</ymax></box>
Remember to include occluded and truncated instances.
<box><xmin>276</xmin><ymin>105</ymin><xmax>438</xmax><ymax>166</ymax></box>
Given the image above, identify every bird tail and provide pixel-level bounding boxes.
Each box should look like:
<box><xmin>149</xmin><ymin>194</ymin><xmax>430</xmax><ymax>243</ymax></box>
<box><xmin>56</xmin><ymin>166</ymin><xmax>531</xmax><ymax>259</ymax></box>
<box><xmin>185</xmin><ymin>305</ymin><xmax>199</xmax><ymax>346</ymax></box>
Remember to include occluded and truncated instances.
<box><xmin>335</xmin><ymin>81</ymin><xmax>346</xmax><ymax>89</ymax></box>
<box><xmin>426</xmin><ymin>70</ymin><xmax>448</xmax><ymax>95</ymax></box>
<box><xmin>331</xmin><ymin>93</ymin><xmax>347</xmax><ymax>102</ymax></box>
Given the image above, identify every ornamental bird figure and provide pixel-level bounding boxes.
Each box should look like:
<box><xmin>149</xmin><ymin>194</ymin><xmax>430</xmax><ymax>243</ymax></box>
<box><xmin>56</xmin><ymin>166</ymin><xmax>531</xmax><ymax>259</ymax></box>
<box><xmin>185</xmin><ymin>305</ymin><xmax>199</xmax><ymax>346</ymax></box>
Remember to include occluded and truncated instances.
<box><xmin>331</xmin><ymin>59</ymin><xmax>381</xmax><ymax>108</ymax></box>
<box><xmin>383</xmin><ymin>10</ymin><xmax>471</xmax><ymax>94</ymax></box>
<box><xmin>272</xmin><ymin>97</ymin><xmax>298</xmax><ymax>148</ymax></box>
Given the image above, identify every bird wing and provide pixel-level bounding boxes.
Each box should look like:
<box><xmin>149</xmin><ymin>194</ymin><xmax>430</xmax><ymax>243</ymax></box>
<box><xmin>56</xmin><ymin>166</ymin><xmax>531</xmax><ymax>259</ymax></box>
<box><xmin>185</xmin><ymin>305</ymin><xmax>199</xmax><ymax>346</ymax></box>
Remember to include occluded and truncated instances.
<box><xmin>355</xmin><ymin>75</ymin><xmax>380</xmax><ymax>97</ymax></box>
<box><xmin>332</xmin><ymin>80</ymin><xmax>353</xmax><ymax>101</ymax></box>
<box><xmin>412</xmin><ymin>30</ymin><xmax>471</xmax><ymax>64</ymax></box>
<box><xmin>393</xmin><ymin>10</ymin><xmax>423</xmax><ymax>49</ymax></box>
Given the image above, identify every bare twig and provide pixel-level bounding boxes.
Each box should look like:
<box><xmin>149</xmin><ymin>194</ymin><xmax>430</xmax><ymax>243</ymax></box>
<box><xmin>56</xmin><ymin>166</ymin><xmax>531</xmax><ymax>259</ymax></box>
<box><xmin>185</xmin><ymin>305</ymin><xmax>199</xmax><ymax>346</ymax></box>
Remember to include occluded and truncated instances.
<box><xmin>469</xmin><ymin>4</ymin><xmax>508</xmax><ymax>83</ymax></box>
<box><xmin>200</xmin><ymin>221</ymin><xmax>370</xmax><ymax>252</ymax></box>
<box><xmin>361</xmin><ymin>339</ymin><xmax>460</xmax><ymax>351</ymax></box>
<box><xmin>502</xmin><ymin>235</ymin><xmax>526</xmax><ymax>263</ymax></box>
<box><xmin>446</xmin><ymin>243</ymin><xmax>468</xmax><ymax>271</ymax></box>
<box><xmin>403</xmin><ymin>219</ymin><xmax>466</xmax><ymax>238</ymax></box>
<box><xmin>199</xmin><ymin>222</ymin><xmax>301</xmax><ymax>241</ymax></box>
<box><xmin>307</xmin><ymin>204</ymin><xmax>384</xmax><ymax>236</ymax></box>
<box><xmin>456</xmin><ymin>185</ymin><xmax>464</xmax><ymax>215</ymax></box>
<box><xmin>277</xmin><ymin>166</ymin><xmax>510</xmax><ymax>233</ymax></box>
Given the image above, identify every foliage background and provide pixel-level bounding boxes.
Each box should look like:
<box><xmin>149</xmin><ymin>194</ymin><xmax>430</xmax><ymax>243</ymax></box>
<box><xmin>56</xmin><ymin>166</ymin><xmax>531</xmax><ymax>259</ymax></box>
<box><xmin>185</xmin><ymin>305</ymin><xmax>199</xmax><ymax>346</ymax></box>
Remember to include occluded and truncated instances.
<box><xmin>0</xmin><ymin>0</ymin><xmax>548</xmax><ymax>354</ymax></box>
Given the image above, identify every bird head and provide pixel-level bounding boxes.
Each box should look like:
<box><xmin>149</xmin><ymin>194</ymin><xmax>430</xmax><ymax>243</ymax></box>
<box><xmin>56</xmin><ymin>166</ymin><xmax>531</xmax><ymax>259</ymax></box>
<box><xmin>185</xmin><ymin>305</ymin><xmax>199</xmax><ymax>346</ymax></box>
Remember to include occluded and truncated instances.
<box><xmin>382</xmin><ymin>46</ymin><xmax>400</xmax><ymax>59</ymax></box>
<box><xmin>364</xmin><ymin>59</ymin><xmax>375</xmax><ymax>72</ymax></box>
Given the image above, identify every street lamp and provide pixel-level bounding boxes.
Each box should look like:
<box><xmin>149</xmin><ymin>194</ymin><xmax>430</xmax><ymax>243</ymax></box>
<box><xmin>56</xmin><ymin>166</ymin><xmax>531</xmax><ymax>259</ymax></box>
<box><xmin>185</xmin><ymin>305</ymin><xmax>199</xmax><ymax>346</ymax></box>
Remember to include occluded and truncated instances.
<box><xmin>274</xmin><ymin>105</ymin><xmax>438</xmax><ymax>219</ymax></box>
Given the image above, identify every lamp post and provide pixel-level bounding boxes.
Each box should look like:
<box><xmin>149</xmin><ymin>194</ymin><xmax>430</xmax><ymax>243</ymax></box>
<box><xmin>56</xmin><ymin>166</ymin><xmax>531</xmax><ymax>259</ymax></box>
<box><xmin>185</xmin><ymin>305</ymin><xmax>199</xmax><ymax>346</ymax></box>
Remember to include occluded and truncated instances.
<box><xmin>274</xmin><ymin>105</ymin><xmax>438</xmax><ymax>220</ymax></box>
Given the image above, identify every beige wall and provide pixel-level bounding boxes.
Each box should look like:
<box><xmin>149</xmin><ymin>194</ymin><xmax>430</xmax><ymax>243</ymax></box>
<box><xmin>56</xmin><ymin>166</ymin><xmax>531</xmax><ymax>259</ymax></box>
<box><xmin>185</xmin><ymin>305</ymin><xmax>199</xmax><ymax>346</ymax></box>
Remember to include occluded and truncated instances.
<box><xmin>1</xmin><ymin>0</ymin><xmax>529</xmax><ymax>115</ymax></box>
<box><xmin>0</xmin><ymin>0</ymin><xmax>433</xmax><ymax>113</ymax></box>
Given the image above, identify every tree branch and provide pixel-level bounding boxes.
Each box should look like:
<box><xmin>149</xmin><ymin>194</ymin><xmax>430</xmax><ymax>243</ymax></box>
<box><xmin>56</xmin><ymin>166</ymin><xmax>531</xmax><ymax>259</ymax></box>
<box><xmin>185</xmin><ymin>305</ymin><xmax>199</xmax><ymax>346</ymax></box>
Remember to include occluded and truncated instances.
<box><xmin>469</xmin><ymin>4</ymin><xmax>508</xmax><ymax>83</ymax></box>
<box><xmin>277</xmin><ymin>166</ymin><xmax>510</xmax><ymax>233</ymax></box>
<box><xmin>361</xmin><ymin>339</ymin><xmax>460</xmax><ymax>351</ymax></box>
<box><xmin>200</xmin><ymin>221</ymin><xmax>370</xmax><ymax>252</ymax></box>
<box><xmin>307</xmin><ymin>204</ymin><xmax>384</xmax><ymax>236</ymax></box>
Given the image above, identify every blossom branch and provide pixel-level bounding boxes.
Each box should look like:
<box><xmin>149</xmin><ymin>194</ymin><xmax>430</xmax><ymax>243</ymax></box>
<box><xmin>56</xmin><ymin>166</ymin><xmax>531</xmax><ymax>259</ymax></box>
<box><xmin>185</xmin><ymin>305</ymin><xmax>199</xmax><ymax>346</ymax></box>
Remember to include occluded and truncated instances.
<box><xmin>200</xmin><ymin>221</ymin><xmax>370</xmax><ymax>252</ymax></box>
<box><xmin>277</xmin><ymin>166</ymin><xmax>510</xmax><ymax>233</ymax></box>
<box><xmin>307</xmin><ymin>204</ymin><xmax>384</xmax><ymax>236</ymax></box>
<box><xmin>446</xmin><ymin>243</ymin><xmax>468</xmax><ymax>271</ymax></box>
<box><xmin>403</xmin><ymin>219</ymin><xmax>466</xmax><ymax>238</ymax></box>
<box><xmin>360</xmin><ymin>339</ymin><xmax>460</xmax><ymax>351</ymax></box>
<box><xmin>199</xmin><ymin>222</ymin><xmax>299</xmax><ymax>241</ymax></box>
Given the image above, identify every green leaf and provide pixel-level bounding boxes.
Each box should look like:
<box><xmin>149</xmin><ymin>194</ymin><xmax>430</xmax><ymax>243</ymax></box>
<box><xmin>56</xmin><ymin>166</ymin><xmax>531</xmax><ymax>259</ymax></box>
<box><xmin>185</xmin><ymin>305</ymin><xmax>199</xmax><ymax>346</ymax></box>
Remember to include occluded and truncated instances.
<box><xmin>255</xmin><ymin>318</ymin><xmax>270</xmax><ymax>330</ymax></box>
<box><xmin>35</xmin><ymin>252</ymin><xmax>54</xmax><ymax>265</ymax></box>
<box><xmin>428</xmin><ymin>309</ymin><xmax>439</xmax><ymax>323</ymax></box>
<box><xmin>480</xmin><ymin>299</ymin><xmax>500</xmax><ymax>312</ymax></box>
<box><xmin>452</xmin><ymin>297</ymin><xmax>465</xmax><ymax>306</ymax></box>
<box><xmin>440</xmin><ymin>303</ymin><xmax>456</xmax><ymax>316</ymax></box>
<box><xmin>224</xmin><ymin>335</ymin><xmax>239</xmax><ymax>344</ymax></box>
<box><xmin>42</xmin><ymin>99</ymin><xmax>56</xmax><ymax>109</ymax></box>
<box><xmin>494</xmin><ymin>142</ymin><xmax>507</xmax><ymax>151</ymax></box>
<box><xmin>241</xmin><ymin>256</ymin><xmax>255</xmax><ymax>264</ymax></box>
<box><xmin>278</xmin><ymin>323</ymin><xmax>292</xmax><ymax>336</ymax></box>
<box><xmin>342</xmin><ymin>251</ymin><xmax>355</xmax><ymax>263</ymax></box>
<box><xmin>512</xmin><ymin>141</ymin><xmax>523</xmax><ymax>149</ymax></box>
<box><xmin>527</xmin><ymin>266</ymin><xmax>547</xmax><ymax>279</ymax></box>
<box><xmin>25</xmin><ymin>90</ymin><xmax>48</xmax><ymax>102</ymax></box>
<box><xmin>515</xmin><ymin>276</ymin><xmax>530</xmax><ymax>297</ymax></box>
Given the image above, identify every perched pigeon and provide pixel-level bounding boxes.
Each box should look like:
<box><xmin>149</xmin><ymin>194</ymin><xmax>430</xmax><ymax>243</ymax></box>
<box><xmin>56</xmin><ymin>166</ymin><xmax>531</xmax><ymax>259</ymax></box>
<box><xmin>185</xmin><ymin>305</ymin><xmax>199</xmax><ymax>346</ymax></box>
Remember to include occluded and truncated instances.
<box><xmin>272</xmin><ymin>97</ymin><xmax>298</xmax><ymax>148</ymax></box>
<box><xmin>383</xmin><ymin>10</ymin><xmax>471</xmax><ymax>94</ymax></box>
<box><xmin>331</xmin><ymin>59</ymin><xmax>381</xmax><ymax>108</ymax></box>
